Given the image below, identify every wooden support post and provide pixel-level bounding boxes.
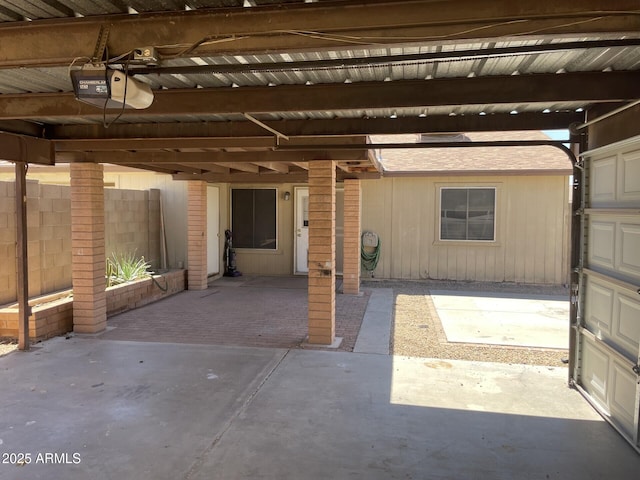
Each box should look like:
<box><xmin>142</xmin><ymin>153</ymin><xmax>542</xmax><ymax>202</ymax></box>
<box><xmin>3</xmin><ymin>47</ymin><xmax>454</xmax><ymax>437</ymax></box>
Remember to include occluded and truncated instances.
<box><xmin>15</xmin><ymin>161</ymin><xmax>29</xmax><ymax>350</ymax></box>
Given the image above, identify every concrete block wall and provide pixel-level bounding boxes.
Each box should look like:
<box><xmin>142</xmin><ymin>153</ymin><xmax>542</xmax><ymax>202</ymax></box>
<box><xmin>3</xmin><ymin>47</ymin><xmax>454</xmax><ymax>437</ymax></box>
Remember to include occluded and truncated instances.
<box><xmin>105</xmin><ymin>188</ymin><xmax>161</xmax><ymax>268</ymax></box>
<box><xmin>0</xmin><ymin>180</ymin><xmax>72</xmax><ymax>306</ymax></box>
<box><xmin>0</xmin><ymin>180</ymin><xmax>161</xmax><ymax>306</ymax></box>
<box><xmin>0</xmin><ymin>181</ymin><xmax>17</xmax><ymax>305</ymax></box>
<box><xmin>37</xmin><ymin>183</ymin><xmax>73</xmax><ymax>298</ymax></box>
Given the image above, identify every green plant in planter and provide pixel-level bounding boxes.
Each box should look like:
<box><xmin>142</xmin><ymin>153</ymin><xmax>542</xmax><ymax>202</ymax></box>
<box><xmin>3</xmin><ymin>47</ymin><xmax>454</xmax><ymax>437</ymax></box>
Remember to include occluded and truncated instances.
<box><xmin>106</xmin><ymin>252</ymin><xmax>153</xmax><ymax>287</ymax></box>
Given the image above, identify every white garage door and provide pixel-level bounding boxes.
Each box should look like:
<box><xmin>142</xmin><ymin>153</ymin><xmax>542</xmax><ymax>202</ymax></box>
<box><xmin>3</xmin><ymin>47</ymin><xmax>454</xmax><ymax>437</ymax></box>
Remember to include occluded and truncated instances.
<box><xmin>573</xmin><ymin>135</ymin><xmax>640</xmax><ymax>452</ymax></box>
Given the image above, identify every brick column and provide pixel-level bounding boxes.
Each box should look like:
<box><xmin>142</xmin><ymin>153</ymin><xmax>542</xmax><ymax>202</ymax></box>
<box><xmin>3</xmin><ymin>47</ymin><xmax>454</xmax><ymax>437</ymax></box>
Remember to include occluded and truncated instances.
<box><xmin>187</xmin><ymin>180</ymin><xmax>208</xmax><ymax>290</ymax></box>
<box><xmin>70</xmin><ymin>163</ymin><xmax>106</xmax><ymax>334</ymax></box>
<box><xmin>342</xmin><ymin>179</ymin><xmax>361</xmax><ymax>295</ymax></box>
<box><xmin>308</xmin><ymin>161</ymin><xmax>336</xmax><ymax>345</ymax></box>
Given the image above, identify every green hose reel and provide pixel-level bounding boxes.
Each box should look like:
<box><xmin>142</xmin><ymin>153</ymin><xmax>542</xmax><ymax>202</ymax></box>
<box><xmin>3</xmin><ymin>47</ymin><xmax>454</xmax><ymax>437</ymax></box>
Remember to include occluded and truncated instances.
<box><xmin>361</xmin><ymin>231</ymin><xmax>380</xmax><ymax>276</ymax></box>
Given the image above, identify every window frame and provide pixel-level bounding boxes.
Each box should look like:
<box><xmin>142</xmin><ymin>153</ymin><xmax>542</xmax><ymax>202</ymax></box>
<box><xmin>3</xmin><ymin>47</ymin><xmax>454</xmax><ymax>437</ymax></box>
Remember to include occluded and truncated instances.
<box><xmin>438</xmin><ymin>186</ymin><xmax>497</xmax><ymax>243</ymax></box>
<box><xmin>230</xmin><ymin>187</ymin><xmax>278</xmax><ymax>251</ymax></box>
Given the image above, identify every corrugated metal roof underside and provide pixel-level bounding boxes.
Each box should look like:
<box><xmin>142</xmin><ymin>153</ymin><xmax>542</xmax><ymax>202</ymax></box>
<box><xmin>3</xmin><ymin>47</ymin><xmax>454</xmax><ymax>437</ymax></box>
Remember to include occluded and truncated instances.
<box><xmin>0</xmin><ymin>0</ymin><xmax>312</xmax><ymax>22</ymax></box>
<box><xmin>1</xmin><ymin>38</ymin><xmax>638</xmax><ymax>95</ymax></box>
<box><xmin>0</xmin><ymin>37</ymin><xmax>636</xmax><ymax>125</ymax></box>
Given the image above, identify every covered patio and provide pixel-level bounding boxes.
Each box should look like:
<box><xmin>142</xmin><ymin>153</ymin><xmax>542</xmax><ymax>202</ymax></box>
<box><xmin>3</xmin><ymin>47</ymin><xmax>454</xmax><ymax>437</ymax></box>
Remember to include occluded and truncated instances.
<box><xmin>100</xmin><ymin>275</ymin><xmax>371</xmax><ymax>350</ymax></box>
<box><xmin>1</xmin><ymin>0</ymin><xmax>640</xmax><ymax>459</ymax></box>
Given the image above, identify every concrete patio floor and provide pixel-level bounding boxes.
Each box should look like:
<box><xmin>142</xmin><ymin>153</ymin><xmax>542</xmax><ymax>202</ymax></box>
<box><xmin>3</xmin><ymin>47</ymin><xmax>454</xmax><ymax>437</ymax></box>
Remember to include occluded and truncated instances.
<box><xmin>431</xmin><ymin>290</ymin><xmax>570</xmax><ymax>349</ymax></box>
<box><xmin>1</xmin><ymin>337</ymin><xmax>639</xmax><ymax>479</ymax></box>
<box><xmin>1</xmin><ymin>281</ymin><xmax>638</xmax><ymax>478</ymax></box>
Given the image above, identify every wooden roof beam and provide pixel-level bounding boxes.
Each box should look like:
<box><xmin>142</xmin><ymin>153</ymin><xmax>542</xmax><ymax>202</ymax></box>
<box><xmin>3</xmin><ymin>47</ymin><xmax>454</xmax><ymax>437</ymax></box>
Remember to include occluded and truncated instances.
<box><xmin>4</xmin><ymin>72</ymin><xmax>637</xmax><ymax>120</ymax></box>
<box><xmin>254</xmin><ymin>162</ymin><xmax>290</xmax><ymax>174</ymax></box>
<box><xmin>48</xmin><ymin>112</ymin><xmax>585</xmax><ymax>139</ymax></box>
<box><xmin>223</xmin><ymin>162</ymin><xmax>260</xmax><ymax>173</ymax></box>
<box><xmin>0</xmin><ymin>0</ymin><xmax>638</xmax><ymax>68</ymax></box>
<box><xmin>172</xmin><ymin>170</ymin><xmax>380</xmax><ymax>183</ymax></box>
<box><xmin>56</xmin><ymin>149</ymin><xmax>369</xmax><ymax>163</ymax></box>
<box><xmin>0</xmin><ymin>132</ymin><xmax>53</xmax><ymax>165</ymax></box>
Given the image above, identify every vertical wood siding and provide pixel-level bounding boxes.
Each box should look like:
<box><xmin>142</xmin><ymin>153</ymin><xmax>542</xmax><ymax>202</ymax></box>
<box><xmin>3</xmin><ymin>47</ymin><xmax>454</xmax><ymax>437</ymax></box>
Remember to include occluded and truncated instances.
<box><xmin>361</xmin><ymin>175</ymin><xmax>570</xmax><ymax>285</ymax></box>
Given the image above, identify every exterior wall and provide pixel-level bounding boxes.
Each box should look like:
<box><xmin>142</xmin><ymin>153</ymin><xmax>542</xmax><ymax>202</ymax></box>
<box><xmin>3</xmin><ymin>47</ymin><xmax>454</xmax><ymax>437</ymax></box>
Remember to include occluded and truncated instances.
<box><xmin>0</xmin><ymin>167</ymin><xmax>189</xmax><ymax>271</ymax></box>
<box><xmin>218</xmin><ymin>183</ymin><xmax>345</xmax><ymax>276</ymax></box>
<box><xmin>220</xmin><ymin>183</ymin><xmax>297</xmax><ymax>276</ymax></box>
<box><xmin>111</xmin><ymin>172</ymin><xmax>189</xmax><ymax>270</ymax></box>
<box><xmin>105</xmin><ymin>188</ymin><xmax>161</xmax><ymax>268</ymax></box>
<box><xmin>1</xmin><ymin>170</ymin><xmax>570</xmax><ymax>288</ymax></box>
<box><xmin>0</xmin><ymin>179</ymin><xmax>161</xmax><ymax>306</ymax></box>
<box><xmin>0</xmin><ymin>180</ymin><xmax>72</xmax><ymax>306</ymax></box>
<box><xmin>361</xmin><ymin>175</ymin><xmax>571</xmax><ymax>285</ymax></box>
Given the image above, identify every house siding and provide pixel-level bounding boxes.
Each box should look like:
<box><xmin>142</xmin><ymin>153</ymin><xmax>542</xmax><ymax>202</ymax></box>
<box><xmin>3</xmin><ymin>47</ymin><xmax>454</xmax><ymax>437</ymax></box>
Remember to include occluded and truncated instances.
<box><xmin>361</xmin><ymin>175</ymin><xmax>570</xmax><ymax>285</ymax></box>
<box><xmin>2</xmin><ymin>168</ymin><xmax>570</xmax><ymax>286</ymax></box>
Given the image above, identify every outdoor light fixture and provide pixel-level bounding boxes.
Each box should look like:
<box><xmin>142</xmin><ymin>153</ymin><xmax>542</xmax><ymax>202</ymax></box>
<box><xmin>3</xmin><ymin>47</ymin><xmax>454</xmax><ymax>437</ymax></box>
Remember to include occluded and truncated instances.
<box><xmin>283</xmin><ymin>191</ymin><xmax>291</xmax><ymax>201</ymax></box>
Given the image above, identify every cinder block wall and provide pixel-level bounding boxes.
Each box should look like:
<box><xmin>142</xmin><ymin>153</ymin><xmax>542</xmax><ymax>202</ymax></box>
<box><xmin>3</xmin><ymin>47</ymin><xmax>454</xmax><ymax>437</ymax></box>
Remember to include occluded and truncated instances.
<box><xmin>104</xmin><ymin>188</ymin><xmax>161</xmax><ymax>268</ymax></box>
<box><xmin>0</xmin><ymin>181</ymin><xmax>18</xmax><ymax>305</ymax></box>
<box><xmin>0</xmin><ymin>181</ymin><xmax>161</xmax><ymax>306</ymax></box>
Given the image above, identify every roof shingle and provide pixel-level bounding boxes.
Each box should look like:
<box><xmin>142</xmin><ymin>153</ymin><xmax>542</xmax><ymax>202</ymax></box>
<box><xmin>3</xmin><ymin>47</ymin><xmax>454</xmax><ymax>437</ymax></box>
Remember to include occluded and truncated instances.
<box><xmin>371</xmin><ymin>131</ymin><xmax>573</xmax><ymax>176</ymax></box>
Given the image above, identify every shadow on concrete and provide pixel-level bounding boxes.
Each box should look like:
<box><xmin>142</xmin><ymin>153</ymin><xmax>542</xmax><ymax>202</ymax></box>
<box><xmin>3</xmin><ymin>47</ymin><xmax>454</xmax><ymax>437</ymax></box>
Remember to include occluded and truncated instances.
<box><xmin>0</xmin><ymin>338</ymin><xmax>637</xmax><ymax>480</ymax></box>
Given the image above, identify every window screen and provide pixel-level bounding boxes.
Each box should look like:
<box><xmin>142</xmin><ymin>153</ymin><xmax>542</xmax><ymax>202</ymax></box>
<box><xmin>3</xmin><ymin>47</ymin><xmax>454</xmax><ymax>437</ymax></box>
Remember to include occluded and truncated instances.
<box><xmin>231</xmin><ymin>189</ymin><xmax>277</xmax><ymax>249</ymax></box>
<box><xmin>440</xmin><ymin>187</ymin><xmax>495</xmax><ymax>241</ymax></box>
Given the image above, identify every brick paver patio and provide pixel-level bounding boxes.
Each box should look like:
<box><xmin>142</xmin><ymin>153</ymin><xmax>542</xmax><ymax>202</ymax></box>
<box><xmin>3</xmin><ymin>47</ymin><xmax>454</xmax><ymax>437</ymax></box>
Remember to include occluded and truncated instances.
<box><xmin>100</xmin><ymin>276</ymin><xmax>370</xmax><ymax>351</ymax></box>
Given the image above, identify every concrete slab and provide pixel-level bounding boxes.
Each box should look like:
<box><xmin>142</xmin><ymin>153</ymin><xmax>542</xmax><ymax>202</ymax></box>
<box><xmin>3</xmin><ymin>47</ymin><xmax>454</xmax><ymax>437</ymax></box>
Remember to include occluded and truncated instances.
<box><xmin>2</xmin><ymin>338</ymin><xmax>639</xmax><ymax>480</ymax></box>
<box><xmin>191</xmin><ymin>350</ymin><xmax>640</xmax><ymax>480</ymax></box>
<box><xmin>431</xmin><ymin>290</ymin><xmax>570</xmax><ymax>349</ymax></box>
<box><xmin>0</xmin><ymin>337</ymin><xmax>286</xmax><ymax>480</ymax></box>
<box><xmin>301</xmin><ymin>336</ymin><xmax>343</xmax><ymax>349</ymax></box>
<box><xmin>353</xmin><ymin>288</ymin><xmax>393</xmax><ymax>354</ymax></box>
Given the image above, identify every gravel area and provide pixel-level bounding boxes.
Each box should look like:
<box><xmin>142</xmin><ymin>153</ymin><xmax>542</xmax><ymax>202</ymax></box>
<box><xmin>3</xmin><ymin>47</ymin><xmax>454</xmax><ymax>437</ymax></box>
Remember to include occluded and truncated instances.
<box><xmin>0</xmin><ymin>338</ymin><xmax>18</xmax><ymax>357</ymax></box>
<box><xmin>364</xmin><ymin>279</ymin><xmax>570</xmax><ymax>367</ymax></box>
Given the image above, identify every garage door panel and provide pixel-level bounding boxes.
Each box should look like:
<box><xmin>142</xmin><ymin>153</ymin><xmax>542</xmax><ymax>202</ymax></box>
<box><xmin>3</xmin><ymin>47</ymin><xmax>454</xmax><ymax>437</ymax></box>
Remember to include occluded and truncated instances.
<box><xmin>621</xmin><ymin>149</ymin><xmax>640</xmax><ymax>202</ymax></box>
<box><xmin>619</xmin><ymin>223</ymin><xmax>640</xmax><ymax>279</ymax></box>
<box><xmin>588</xmin><ymin>220</ymin><xmax>616</xmax><ymax>269</ymax></box>
<box><xmin>585</xmin><ymin>278</ymin><xmax>614</xmax><ymax>337</ymax></box>
<box><xmin>581</xmin><ymin>337</ymin><xmax>611</xmax><ymax>408</ymax></box>
<box><xmin>590</xmin><ymin>155</ymin><xmax>617</xmax><ymax>206</ymax></box>
<box><xmin>611</xmin><ymin>361</ymin><xmax>637</xmax><ymax>437</ymax></box>
<box><xmin>585</xmin><ymin>275</ymin><xmax>640</xmax><ymax>362</ymax></box>
<box><xmin>588</xmin><ymin>215</ymin><xmax>640</xmax><ymax>284</ymax></box>
<box><xmin>579</xmin><ymin>137</ymin><xmax>640</xmax><ymax>452</ymax></box>
<box><xmin>580</xmin><ymin>334</ymin><xmax>638</xmax><ymax>438</ymax></box>
<box><xmin>616</xmin><ymin>294</ymin><xmax>640</xmax><ymax>360</ymax></box>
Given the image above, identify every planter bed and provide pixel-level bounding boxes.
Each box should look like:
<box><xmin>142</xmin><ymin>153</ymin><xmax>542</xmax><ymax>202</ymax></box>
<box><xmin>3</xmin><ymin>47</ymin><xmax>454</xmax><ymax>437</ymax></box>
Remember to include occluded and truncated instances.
<box><xmin>0</xmin><ymin>270</ymin><xmax>185</xmax><ymax>342</ymax></box>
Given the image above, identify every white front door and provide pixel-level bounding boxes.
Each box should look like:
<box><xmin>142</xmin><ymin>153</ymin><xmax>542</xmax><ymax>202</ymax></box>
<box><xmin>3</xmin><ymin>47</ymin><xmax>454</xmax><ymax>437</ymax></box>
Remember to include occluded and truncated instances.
<box><xmin>207</xmin><ymin>185</ymin><xmax>220</xmax><ymax>275</ymax></box>
<box><xmin>294</xmin><ymin>187</ymin><xmax>309</xmax><ymax>274</ymax></box>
